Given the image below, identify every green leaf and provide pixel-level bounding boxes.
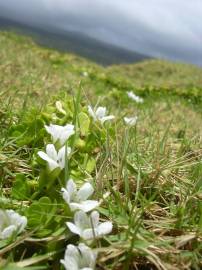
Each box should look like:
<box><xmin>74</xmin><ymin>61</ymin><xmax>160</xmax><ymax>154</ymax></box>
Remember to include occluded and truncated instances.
<box><xmin>78</xmin><ymin>112</ymin><xmax>90</xmax><ymax>136</ymax></box>
<box><xmin>12</xmin><ymin>174</ymin><xmax>31</xmax><ymax>200</ymax></box>
<box><xmin>38</xmin><ymin>168</ymin><xmax>61</xmax><ymax>190</ymax></box>
<box><xmin>85</xmin><ymin>157</ymin><xmax>96</xmax><ymax>173</ymax></box>
<box><xmin>26</xmin><ymin>197</ymin><xmax>57</xmax><ymax>237</ymax></box>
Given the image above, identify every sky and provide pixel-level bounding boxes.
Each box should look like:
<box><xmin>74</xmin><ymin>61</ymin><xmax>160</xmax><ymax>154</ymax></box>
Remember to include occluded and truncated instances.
<box><xmin>0</xmin><ymin>0</ymin><xmax>202</xmax><ymax>65</ymax></box>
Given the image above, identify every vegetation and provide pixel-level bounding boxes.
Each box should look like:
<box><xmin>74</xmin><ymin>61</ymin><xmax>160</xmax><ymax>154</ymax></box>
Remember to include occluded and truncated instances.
<box><xmin>0</xmin><ymin>31</ymin><xmax>202</xmax><ymax>270</ymax></box>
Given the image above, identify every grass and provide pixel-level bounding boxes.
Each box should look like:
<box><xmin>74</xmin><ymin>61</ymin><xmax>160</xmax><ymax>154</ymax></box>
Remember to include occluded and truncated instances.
<box><xmin>0</xmin><ymin>31</ymin><xmax>202</xmax><ymax>270</ymax></box>
<box><xmin>107</xmin><ymin>59</ymin><xmax>202</xmax><ymax>89</ymax></box>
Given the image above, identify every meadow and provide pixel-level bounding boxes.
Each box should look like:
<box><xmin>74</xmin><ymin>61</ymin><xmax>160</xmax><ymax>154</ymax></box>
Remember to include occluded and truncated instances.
<box><xmin>0</xmin><ymin>31</ymin><xmax>202</xmax><ymax>270</ymax></box>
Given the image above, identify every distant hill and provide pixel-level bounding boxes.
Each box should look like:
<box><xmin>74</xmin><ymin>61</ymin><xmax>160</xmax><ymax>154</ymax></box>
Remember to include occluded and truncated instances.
<box><xmin>0</xmin><ymin>16</ymin><xmax>150</xmax><ymax>66</ymax></box>
<box><xmin>107</xmin><ymin>59</ymin><xmax>202</xmax><ymax>89</ymax></box>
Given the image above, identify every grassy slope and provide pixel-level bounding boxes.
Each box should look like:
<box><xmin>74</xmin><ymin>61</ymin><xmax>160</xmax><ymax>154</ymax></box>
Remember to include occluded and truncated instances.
<box><xmin>0</xmin><ymin>31</ymin><xmax>202</xmax><ymax>270</ymax></box>
<box><xmin>0</xmin><ymin>31</ymin><xmax>101</xmax><ymax>107</ymax></box>
<box><xmin>107</xmin><ymin>59</ymin><xmax>202</xmax><ymax>89</ymax></box>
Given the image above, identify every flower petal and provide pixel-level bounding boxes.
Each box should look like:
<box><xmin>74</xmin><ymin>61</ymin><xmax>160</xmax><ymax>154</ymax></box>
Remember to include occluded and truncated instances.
<box><xmin>61</xmin><ymin>244</ymin><xmax>79</xmax><ymax>270</ymax></box>
<box><xmin>97</xmin><ymin>221</ymin><xmax>113</xmax><ymax>236</ymax></box>
<box><xmin>60</xmin><ymin>259</ymin><xmax>78</xmax><ymax>270</ymax></box>
<box><xmin>82</xmin><ymin>228</ymin><xmax>97</xmax><ymax>240</ymax></box>
<box><xmin>1</xmin><ymin>225</ymin><xmax>17</xmax><ymax>239</ymax></box>
<box><xmin>61</xmin><ymin>188</ymin><xmax>70</xmax><ymax>204</ymax></box>
<box><xmin>70</xmin><ymin>200</ymin><xmax>99</xmax><ymax>212</ymax></box>
<box><xmin>77</xmin><ymin>182</ymin><xmax>94</xmax><ymax>201</ymax></box>
<box><xmin>46</xmin><ymin>144</ymin><xmax>58</xmax><ymax>161</ymax></box>
<box><xmin>45</xmin><ymin>124</ymin><xmax>63</xmax><ymax>143</ymax></box>
<box><xmin>45</xmin><ymin>124</ymin><xmax>75</xmax><ymax>146</ymax></box>
<box><xmin>100</xmin><ymin>115</ymin><xmax>115</xmax><ymax>124</ymax></box>
<box><xmin>57</xmin><ymin>146</ymin><xmax>70</xmax><ymax>169</ymax></box>
<box><xmin>74</xmin><ymin>210</ymin><xmax>89</xmax><ymax>229</ymax></box>
<box><xmin>66</xmin><ymin>179</ymin><xmax>77</xmax><ymax>199</ymax></box>
<box><xmin>17</xmin><ymin>216</ymin><xmax>27</xmax><ymax>233</ymax></box>
<box><xmin>96</xmin><ymin>107</ymin><xmax>106</xmax><ymax>119</ymax></box>
<box><xmin>6</xmin><ymin>210</ymin><xmax>27</xmax><ymax>232</ymax></box>
<box><xmin>0</xmin><ymin>210</ymin><xmax>27</xmax><ymax>240</ymax></box>
<box><xmin>64</xmin><ymin>244</ymin><xmax>79</xmax><ymax>264</ymax></box>
<box><xmin>90</xmin><ymin>211</ymin><xmax>99</xmax><ymax>228</ymax></box>
<box><xmin>78</xmin><ymin>243</ymin><xmax>97</xmax><ymax>268</ymax></box>
<box><xmin>59</xmin><ymin>124</ymin><xmax>75</xmax><ymax>145</ymax></box>
<box><xmin>57</xmin><ymin>146</ymin><xmax>65</xmax><ymax>169</ymax></box>
<box><xmin>38</xmin><ymin>151</ymin><xmax>59</xmax><ymax>171</ymax></box>
<box><xmin>88</xmin><ymin>105</ymin><xmax>97</xmax><ymax>121</ymax></box>
<box><xmin>124</xmin><ymin>116</ymin><xmax>138</xmax><ymax>126</ymax></box>
<box><xmin>127</xmin><ymin>91</ymin><xmax>143</xmax><ymax>103</ymax></box>
<box><xmin>66</xmin><ymin>222</ymin><xmax>81</xmax><ymax>236</ymax></box>
<box><xmin>45</xmin><ymin>124</ymin><xmax>57</xmax><ymax>143</ymax></box>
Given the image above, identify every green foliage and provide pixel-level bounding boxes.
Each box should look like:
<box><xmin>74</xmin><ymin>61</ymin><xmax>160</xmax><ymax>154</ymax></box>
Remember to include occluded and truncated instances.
<box><xmin>26</xmin><ymin>197</ymin><xmax>61</xmax><ymax>237</ymax></box>
<box><xmin>9</xmin><ymin>108</ymin><xmax>46</xmax><ymax>147</ymax></box>
<box><xmin>11</xmin><ymin>174</ymin><xmax>31</xmax><ymax>200</ymax></box>
<box><xmin>78</xmin><ymin>112</ymin><xmax>90</xmax><ymax>136</ymax></box>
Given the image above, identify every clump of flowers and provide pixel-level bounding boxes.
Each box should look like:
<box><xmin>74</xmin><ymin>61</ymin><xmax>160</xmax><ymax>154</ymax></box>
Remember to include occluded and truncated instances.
<box><xmin>127</xmin><ymin>91</ymin><xmax>143</xmax><ymax>103</ymax></box>
<box><xmin>36</xmin><ymin>103</ymin><xmax>115</xmax><ymax>268</ymax></box>
<box><xmin>0</xmin><ymin>209</ymin><xmax>27</xmax><ymax>240</ymax></box>
<box><xmin>61</xmin><ymin>178</ymin><xmax>112</xmax><ymax>267</ymax></box>
<box><xmin>3</xmin><ymin>97</ymin><xmax>143</xmax><ymax>267</ymax></box>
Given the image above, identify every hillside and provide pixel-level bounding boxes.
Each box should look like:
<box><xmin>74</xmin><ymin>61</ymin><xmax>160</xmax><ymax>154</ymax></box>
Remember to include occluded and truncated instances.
<box><xmin>107</xmin><ymin>59</ymin><xmax>202</xmax><ymax>89</ymax></box>
<box><xmin>0</xmin><ymin>31</ymin><xmax>202</xmax><ymax>270</ymax></box>
<box><xmin>1</xmin><ymin>31</ymin><xmax>202</xmax><ymax>108</ymax></box>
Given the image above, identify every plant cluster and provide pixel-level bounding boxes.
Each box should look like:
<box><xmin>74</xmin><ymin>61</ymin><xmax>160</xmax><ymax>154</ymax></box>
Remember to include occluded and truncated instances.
<box><xmin>0</xmin><ymin>90</ymin><xmax>139</xmax><ymax>269</ymax></box>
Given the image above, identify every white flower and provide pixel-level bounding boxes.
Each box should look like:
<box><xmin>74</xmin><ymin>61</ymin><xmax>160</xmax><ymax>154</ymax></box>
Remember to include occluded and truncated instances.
<box><xmin>61</xmin><ymin>179</ymin><xmax>98</xmax><ymax>212</ymax></box>
<box><xmin>45</xmin><ymin>123</ymin><xmax>74</xmax><ymax>146</ymax></box>
<box><xmin>60</xmin><ymin>243</ymin><xmax>97</xmax><ymax>270</ymax></box>
<box><xmin>127</xmin><ymin>91</ymin><xmax>143</xmax><ymax>103</ymax></box>
<box><xmin>88</xmin><ymin>105</ymin><xmax>115</xmax><ymax>124</ymax></box>
<box><xmin>38</xmin><ymin>144</ymin><xmax>71</xmax><ymax>171</ymax></box>
<box><xmin>124</xmin><ymin>116</ymin><xmax>138</xmax><ymax>126</ymax></box>
<box><xmin>0</xmin><ymin>209</ymin><xmax>27</xmax><ymax>240</ymax></box>
<box><xmin>66</xmin><ymin>210</ymin><xmax>112</xmax><ymax>240</ymax></box>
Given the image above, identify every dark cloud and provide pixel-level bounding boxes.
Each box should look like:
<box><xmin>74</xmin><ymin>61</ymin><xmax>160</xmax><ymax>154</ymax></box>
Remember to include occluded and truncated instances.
<box><xmin>0</xmin><ymin>0</ymin><xmax>202</xmax><ymax>65</ymax></box>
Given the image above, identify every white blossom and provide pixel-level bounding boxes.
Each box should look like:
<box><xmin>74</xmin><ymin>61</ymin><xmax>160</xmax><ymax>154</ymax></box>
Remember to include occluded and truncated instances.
<box><xmin>0</xmin><ymin>209</ymin><xmax>27</xmax><ymax>240</ymax></box>
<box><xmin>88</xmin><ymin>105</ymin><xmax>115</xmax><ymax>124</ymax></box>
<box><xmin>60</xmin><ymin>243</ymin><xmax>97</xmax><ymax>270</ymax></box>
<box><xmin>61</xmin><ymin>179</ymin><xmax>98</xmax><ymax>212</ymax></box>
<box><xmin>127</xmin><ymin>91</ymin><xmax>143</xmax><ymax>103</ymax></box>
<box><xmin>124</xmin><ymin>116</ymin><xmax>138</xmax><ymax>126</ymax></box>
<box><xmin>45</xmin><ymin>123</ymin><xmax>74</xmax><ymax>146</ymax></box>
<box><xmin>66</xmin><ymin>210</ymin><xmax>112</xmax><ymax>240</ymax></box>
<box><xmin>38</xmin><ymin>144</ymin><xmax>71</xmax><ymax>171</ymax></box>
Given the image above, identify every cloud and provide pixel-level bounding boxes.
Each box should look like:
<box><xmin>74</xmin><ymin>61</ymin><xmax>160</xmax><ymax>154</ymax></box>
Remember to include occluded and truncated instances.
<box><xmin>0</xmin><ymin>0</ymin><xmax>202</xmax><ymax>65</ymax></box>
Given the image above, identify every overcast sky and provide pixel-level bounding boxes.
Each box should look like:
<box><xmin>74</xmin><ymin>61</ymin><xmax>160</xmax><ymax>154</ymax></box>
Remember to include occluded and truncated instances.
<box><xmin>0</xmin><ymin>0</ymin><xmax>202</xmax><ymax>65</ymax></box>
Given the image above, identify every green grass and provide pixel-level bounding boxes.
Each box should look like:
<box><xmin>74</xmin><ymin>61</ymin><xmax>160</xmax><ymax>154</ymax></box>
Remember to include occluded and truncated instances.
<box><xmin>0</xmin><ymin>31</ymin><xmax>202</xmax><ymax>270</ymax></box>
